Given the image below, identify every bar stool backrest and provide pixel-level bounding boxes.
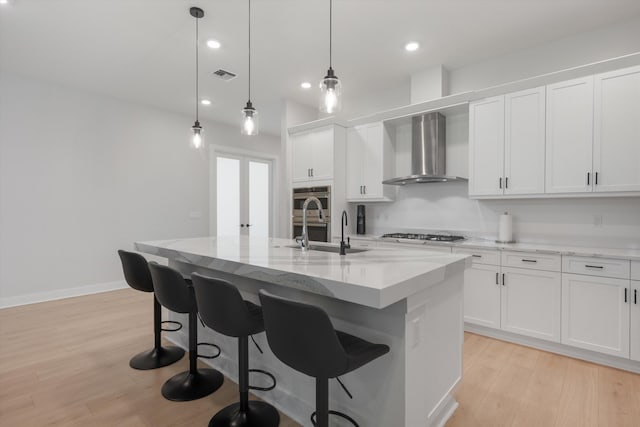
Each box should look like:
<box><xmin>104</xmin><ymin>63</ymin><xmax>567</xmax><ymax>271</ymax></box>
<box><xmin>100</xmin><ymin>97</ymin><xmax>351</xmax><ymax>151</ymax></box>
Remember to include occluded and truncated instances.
<box><xmin>118</xmin><ymin>250</ymin><xmax>153</xmax><ymax>293</ymax></box>
<box><xmin>191</xmin><ymin>273</ymin><xmax>253</xmax><ymax>338</ymax></box>
<box><xmin>259</xmin><ymin>290</ymin><xmax>348</xmax><ymax>378</ymax></box>
<box><xmin>148</xmin><ymin>263</ymin><xmax>194</xmax><ymax>314</ymax></box>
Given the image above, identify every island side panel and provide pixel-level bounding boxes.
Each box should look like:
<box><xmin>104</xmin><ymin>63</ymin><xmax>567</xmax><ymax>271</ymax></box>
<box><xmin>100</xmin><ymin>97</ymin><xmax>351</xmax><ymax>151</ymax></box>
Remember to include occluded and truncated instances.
<box><xmin>405</xmin><ymin>264</ymin><xmax>465</xmax><ymax>427</ymax></box>
<box><xmin>168</xmin><ymin>259</ymin><xmax>408</xmax><ymax>427</ymax></box>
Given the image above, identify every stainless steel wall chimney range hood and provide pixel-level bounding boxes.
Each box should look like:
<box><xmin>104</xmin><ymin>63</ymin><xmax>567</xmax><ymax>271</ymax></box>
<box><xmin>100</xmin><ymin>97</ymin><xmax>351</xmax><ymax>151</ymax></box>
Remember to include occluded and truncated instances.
<box><xmin>382</xmin><ymin>112</ymin><xmax>467</xmax><ymax>185</ymax></box>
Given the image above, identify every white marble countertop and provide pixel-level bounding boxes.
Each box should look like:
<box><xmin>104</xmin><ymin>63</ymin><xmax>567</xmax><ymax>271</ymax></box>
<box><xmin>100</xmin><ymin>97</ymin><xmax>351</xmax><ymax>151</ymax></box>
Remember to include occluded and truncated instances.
<box><xmin>135</xmin><ymin>236</ymin><xmax>469</xmax><ymax>309</ymax></box>
<box><xmin>341</xmin><ymin>234</ymin><xmax>640</xmax><ymax>261</ymax></box>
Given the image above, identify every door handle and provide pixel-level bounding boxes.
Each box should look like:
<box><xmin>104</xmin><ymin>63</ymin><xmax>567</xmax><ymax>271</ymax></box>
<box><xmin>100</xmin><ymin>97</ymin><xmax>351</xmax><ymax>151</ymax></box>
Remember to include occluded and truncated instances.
<box><xmin>311</xmin><ymin>168</ymin><xmax>313</xmax><ymax>177</ymax></box>
<box><xmin>363</xmin><ymin>185</ymin><xmax>366</xmax><ymax>195</ymax></box>
<box><xmin>499</xmin><ymin>177</ymin><xmax>502</xmax><ymax>189</ymax></box>
<box><xmin>625</xmin><ymin>288</ymin><xmax>628</xmax><ymax>303</ymax></box>
<box><xmin>495</xmin><ymin>272</ymin><xmax>499</xmax><ymax>285</ymax></box>
<box><xmin>635</xmin><ymin>289</ymin><xmax>637</xmax><ymax>305</ymax></box>
<box><xmin>505</xmin><ymin>177</ymin><xmax>509</xmax><ymax>189</ymax></box>
<box><xmin>522</xmin><ymin>259</ymin><xmax>538</xmax><ymax>263</ymax></box>
<box><xmin>502</xmin><ymin>273</ymin><xmax>505</xmax><ymax>286</ymax></box>
<box><xmin>585</xmin><ymin>265</ymin><xmax>604</xmax><ymax>269</ymax></box>
<box><xmin>595</xmin><ymin>172</ymin><xmax>599</xmax><ymax>185</ymax></box>
<box><xmin>587</xmin><ymin>172</ymin><xmax>590</xmax><ymax>186</ymax></box>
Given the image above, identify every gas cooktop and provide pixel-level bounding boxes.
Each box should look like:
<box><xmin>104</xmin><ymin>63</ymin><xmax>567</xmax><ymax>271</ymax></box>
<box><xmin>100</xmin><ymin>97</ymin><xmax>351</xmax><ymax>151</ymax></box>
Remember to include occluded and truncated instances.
<box><xmin>381</xmin><ymin>233</ymin><xmax>466</xmax><ymax>242</ymax></box>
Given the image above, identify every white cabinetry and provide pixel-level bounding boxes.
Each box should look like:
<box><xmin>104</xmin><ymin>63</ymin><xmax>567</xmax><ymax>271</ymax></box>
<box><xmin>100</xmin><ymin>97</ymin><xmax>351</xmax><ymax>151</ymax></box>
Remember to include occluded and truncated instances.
<box><xmin>545</xmin><ymin>76</ymin><xmax>594</xmax><ymax>194</ymax></box>
<box><xmin>561</xmin><ymin>273</ymin><xmax>630</xmax><ymax>358</ymax></box>
<box><xmin>469</xmin><ymin>87</ymin><xmax>545</xmax><ymax>197</ymax></box>
<box><xmin>593</xmin><ymin>65</ymin><xmax>640</xmax><ymax>193</ymax></box>
<box><xmin>291</xmin><ymin>126</ymin><xmax>338</xmax><ymax>185</ymax></box>
<box><xmin>346</xmin><ymin>122</ymin><xmax>395</xmax><ymax>201</ymax></box>
<box><xmin>501</xmin><ymin>267</ymin><xmax>561</xmax><ymax>342</ymax></box>
<box><xmin>468</xmin><ymin>96</ymin><xmax>504</xmax><ymax>196</ymax></box>
<box><xmin>504</xmin><ymin>87</ymin><xmax>546</xmax><ymax>195</ymax></box>
<box><xmin>631</xmin><ymin>277</ymin><xmax>640</xmax><ymax>362</ymax></box>
<box><xmin>463</xmin><ymin>263</ymin><xmax>501</xmax><ymax>328</ymax></box>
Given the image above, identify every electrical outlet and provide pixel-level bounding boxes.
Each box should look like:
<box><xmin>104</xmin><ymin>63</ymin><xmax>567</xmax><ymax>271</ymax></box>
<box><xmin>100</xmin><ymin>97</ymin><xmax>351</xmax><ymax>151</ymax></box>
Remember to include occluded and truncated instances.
<box><xmin>593</xmin><ymin>214</ymin><xmax>603</xmax><ymax>227</ymax></box>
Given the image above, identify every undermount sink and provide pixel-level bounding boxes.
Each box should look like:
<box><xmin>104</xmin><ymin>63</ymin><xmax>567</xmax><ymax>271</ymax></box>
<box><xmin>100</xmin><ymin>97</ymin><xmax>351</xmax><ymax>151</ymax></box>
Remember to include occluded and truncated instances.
<box><xmin>285</xmin><ymin>244</ymin><xmax>369</xmax><ymax>254</ymax></box>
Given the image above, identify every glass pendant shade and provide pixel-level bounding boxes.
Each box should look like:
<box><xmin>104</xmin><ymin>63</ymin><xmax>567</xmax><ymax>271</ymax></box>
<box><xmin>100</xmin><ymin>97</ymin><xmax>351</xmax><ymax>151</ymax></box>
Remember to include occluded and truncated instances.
<box><xmin>241</xmin><ymin>102</ymin><xmax>259</xmax><ymax>136</ymax></box>
<box><xmin>191</xmin><ymin>121</ymin><xmax>204</xmax><ymax>149</ymax></box>
<box><xmin>319</xmin><ymin>68</ymin><xmax>342</xmax><ymax>114</ymax></box>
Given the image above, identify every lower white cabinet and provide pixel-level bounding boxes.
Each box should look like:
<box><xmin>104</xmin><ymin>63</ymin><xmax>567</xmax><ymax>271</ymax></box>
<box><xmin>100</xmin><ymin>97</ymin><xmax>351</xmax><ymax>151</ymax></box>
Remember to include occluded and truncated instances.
<box><xmin>463</xmin><ymin>264</ymin><xmax>501</xmax><ymax>328</ymax></box>
<box><xmin>561</xmin><ymin>273</ymin><xmax>630</xmax><ymax>358</ymax></box>
<box><xmin>631</xmin><ymin>280</ymin><xmax>640</xmax><ymax>362</ymax></box>
<box><xmin>501</xmin><ymin>267</ymin><xmax>561</xmax><ymax>342</ymax></box>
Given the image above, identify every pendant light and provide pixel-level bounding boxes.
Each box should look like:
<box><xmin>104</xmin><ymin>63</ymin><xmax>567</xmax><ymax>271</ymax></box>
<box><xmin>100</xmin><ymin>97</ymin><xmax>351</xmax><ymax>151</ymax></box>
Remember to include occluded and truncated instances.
<box><xmin>190</xmin><ymin>7</ymin><xmax>205</xmax><ymax>149</ymax></box>
<box><xmin>241</xmin><ymin>0</ymin><xmax>259</xmax><ymax>135</ymax></box>
<box><xmin>319</xmin><ymin>0</ymin><xmax>342</xmax><ymax>114</ymax></box>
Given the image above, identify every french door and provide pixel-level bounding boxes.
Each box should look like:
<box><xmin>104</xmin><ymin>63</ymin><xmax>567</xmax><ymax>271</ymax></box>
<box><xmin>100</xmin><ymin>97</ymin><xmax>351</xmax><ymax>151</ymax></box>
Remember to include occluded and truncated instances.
<box><xmin>214</xmin><ymin>153</ymin><xmax>272</xmax><ymax>237</ymax></box>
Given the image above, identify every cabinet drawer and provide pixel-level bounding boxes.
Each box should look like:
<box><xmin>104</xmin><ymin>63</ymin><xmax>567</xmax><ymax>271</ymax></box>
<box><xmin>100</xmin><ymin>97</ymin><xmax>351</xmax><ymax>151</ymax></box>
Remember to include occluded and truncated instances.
<box><xmin>501</xmin><ymin>251</ymin><xmax>561</xmax><ymax>272</ymax></box>
<box><xmin>453</xmin><ymin>248</ymin><xmax>499</xmax><ymax>266</ymax></box>
<box><xmin>562</xmin><ymin>256</ymin><xmax>630</xmax><ymax>279</ymax></box>
<box><xmin>632</xmin><ymin>261</ymin><xmax>640</xmax><ymax>281</ymax></box>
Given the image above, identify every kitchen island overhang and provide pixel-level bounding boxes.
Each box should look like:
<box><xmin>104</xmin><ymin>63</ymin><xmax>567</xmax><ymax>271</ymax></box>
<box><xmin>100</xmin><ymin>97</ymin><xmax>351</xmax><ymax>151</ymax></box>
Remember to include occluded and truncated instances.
<box><xmin>135</xmin><ymin>236</ymin><xmax>469</xmax><ymax>427</ymax></box>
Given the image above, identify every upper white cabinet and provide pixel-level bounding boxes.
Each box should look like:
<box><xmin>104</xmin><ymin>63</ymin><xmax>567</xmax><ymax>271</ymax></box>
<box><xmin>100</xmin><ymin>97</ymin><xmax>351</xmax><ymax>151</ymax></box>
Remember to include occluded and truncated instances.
<box><xmin>291</xmin><ymin>126</ymin><xmax>337</xmax><ymax>184</ymax></box>
<box><xmin>469</xmin><ymin>87</ymin><xmax>545</xmax><ymax>197</ymax></box>
<box><xmin>504</xmin><ymin>87</ymin><xmax>546</xmax><ymax>195</ymax></box>
<box><xmin>593</xmin><ymin>65</ymin><xmax>640</xmax><ymax>193</ymax></box>
<box><xmin>545</xmin><ymin>76</ymin><xmax>594</xmax><ymax>194</ymax></box>
<box><xmin>346</xmin><ymin>122</ymin><xmax>395</xmax><ymax>201</ymax></box>
<box><xmin>469</xmin><ymin>96</ymin><xmax>505</xmax><ymax>196</ymax></box>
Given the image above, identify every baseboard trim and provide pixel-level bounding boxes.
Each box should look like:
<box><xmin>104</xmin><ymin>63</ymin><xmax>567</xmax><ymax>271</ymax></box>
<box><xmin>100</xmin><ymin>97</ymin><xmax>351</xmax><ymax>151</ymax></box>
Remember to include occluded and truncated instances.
<box><xmin>465</xmin><ymin>323</ymin><xmax>640</xmax><ymax>374</ymax></box>
<box><xmin>0</xmin><ymin>280</ymin><xmax>128</xmax><ymax>309</ymax></box>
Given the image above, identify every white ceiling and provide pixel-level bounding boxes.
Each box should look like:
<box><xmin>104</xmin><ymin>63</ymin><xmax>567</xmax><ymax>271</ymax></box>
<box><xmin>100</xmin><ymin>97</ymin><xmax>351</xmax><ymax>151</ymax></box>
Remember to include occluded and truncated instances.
<box><xmin>2</xmin><ymin>0</ymin><xmax>640</xmax><ymax>136</ymax></box>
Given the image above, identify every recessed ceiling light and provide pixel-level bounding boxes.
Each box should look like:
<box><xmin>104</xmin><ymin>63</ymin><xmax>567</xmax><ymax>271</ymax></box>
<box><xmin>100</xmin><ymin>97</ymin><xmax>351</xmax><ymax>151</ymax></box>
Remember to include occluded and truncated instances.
<box><xmin>206</xmin><ymin>39</ymin><xmax>221</xmax><ymax>49</ymax></box>
<box><xmin>201</xmin><ymin>99</ymin><xmax>212</xmax><ymax>106</ymax></box>
<box><xmin>405</xmin><ymin>42</ymin><xmax>420</xmax><ymax>52</ymax></box>
<box><xmin>300</xmin><ymin>82</ymin><xmax>312</xmax><ymax>89</ymax></box>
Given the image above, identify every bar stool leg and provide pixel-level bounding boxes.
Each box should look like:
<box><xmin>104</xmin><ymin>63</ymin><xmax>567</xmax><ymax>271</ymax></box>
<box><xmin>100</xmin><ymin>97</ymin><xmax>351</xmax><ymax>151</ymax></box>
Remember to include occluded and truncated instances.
<box><xmin>314</xmin><ymin>378</ymin><xmax>329</xmax><ymax>427</ymax></box>
<box><xmin>209</xmin><ymin>336</ymin><xmax>279</xmax><ymax>427</ymax></box>
<box><xmin>129</xmin><ymin>297</ymin><xmax>185</xmax><ymax>370</ymax></box>
<box><xmin>161</xmin><ymin>310</ymin><xmax>224</xmax><ymax>401</ymax></box>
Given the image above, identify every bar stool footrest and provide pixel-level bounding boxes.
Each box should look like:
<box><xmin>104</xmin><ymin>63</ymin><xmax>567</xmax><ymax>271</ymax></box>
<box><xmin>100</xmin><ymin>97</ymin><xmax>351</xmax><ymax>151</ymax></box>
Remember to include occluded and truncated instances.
<box><xmin>161</xmin><ymin>320</ymin><xmax>183</xmax><ymax>332</ymax></box>
<box><xmin>197</xmin><ymin>342</ymin><xmax>221</xmax><ymax>359</ymax></box>
<box><xmin>248</xmin><ymin>369</ymin><xmax>277</xmax><ymax>391</ymax></box>
<box><xmin>311</xmin><ymin>410</ymin><xmax>359</xmax><ymax>427</ymax></box>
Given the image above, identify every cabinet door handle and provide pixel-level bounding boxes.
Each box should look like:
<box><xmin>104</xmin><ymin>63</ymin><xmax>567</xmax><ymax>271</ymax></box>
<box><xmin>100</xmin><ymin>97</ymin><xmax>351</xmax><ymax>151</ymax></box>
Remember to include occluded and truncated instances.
<box><xmin>595</xmin><ymin>172</ymin><xmax>599</xmax><ymax>185</ymax></box>
<box><xmin>585</xmin><ymin>265</ymin><xmax>604</xmax><ymax>269</ymax></box>
<box><xmin>587</xmin><ymin>172</ymin><xmax>590</xmax><ymax>186</ymax></box>
<box><xmin>505</xmin><ymin>177</ymin><xmax>509</xmax><ymax>189</ymax></box>
<box><xmin>499</xmin><ymin>177</ymin><xmax>502</xmax><ymax>189</ymax></box>
<box><xmin>310</xmin><ymin>168</ymin><xmax>313</xmax><ymax>177</ymax></box>
<box><xmin>495</xmin><ymin>272</ymin><xmax>499</xmax><ymax>285</ymax></box>
<box><xmin>502</xmin><ymin>273</ymin><xmax>505</xmax><ymax>286</ymax></box>
<box><xmin>363</xmin><ymin>185</ymin><xmax>366</xmax><ymax>195</ymax></box>
<box><xmin>635</xmin><ymin>289</ymin><xmax>637</xmax><ymax>305</ymax></box>
<box><xmin>625</xmin><ymin>288</ymin><xmax>628</xmax><ymax>303</ymax></box>
<box><xmin>522</xmin><ymin>259</ymin><xmax>538</xmax><ymax>263</ymax></box>
<box><xmin>472</xmin><ymin>254</ymin><xmax>482</xmax><ymax>258</ymax></box>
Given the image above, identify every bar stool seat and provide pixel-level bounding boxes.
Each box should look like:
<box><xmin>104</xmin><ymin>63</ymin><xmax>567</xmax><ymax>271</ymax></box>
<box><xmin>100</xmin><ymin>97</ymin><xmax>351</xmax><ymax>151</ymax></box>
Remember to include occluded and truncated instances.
<box><xmin>259</xmin><ymin>290</ymin><xmax>390</xmax><ymax>427</ymax></box>
<box><xmin>149</xmin><ymin>263</ymin><xmax>224</xmax><ymax>402</ymax></box>
<box><xmin>117</xmin><ymin>250</ymin><xmax>184</xmax><ymax>370</ymax></box>
<box><xmin>192</xmin><ymin>273</ymin><xmax>279</xmax><ymax>427</ymax></box>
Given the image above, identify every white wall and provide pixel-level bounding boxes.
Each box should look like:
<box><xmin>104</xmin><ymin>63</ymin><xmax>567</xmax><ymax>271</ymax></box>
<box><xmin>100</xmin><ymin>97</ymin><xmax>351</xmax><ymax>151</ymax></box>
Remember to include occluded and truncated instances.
<box><xmin>360</xmin><ymin>182</ymin><xmax>640</xmax><ymax>249</ymax></box>
<box><xmin>0</xmin><ymin>72</ymin><xmax>280</xmax><ymax>306</ymax></box>
<box><xmin>448</xmin><ymin>15</ymin><xmax>640</xmax><ymax>94</ymax></box>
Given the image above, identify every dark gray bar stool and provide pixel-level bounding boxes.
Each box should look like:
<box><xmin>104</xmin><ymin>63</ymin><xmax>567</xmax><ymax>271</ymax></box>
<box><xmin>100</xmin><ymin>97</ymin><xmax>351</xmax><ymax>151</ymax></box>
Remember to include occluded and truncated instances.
<box><xmin>259</xmin><ymin>290</ymin><xmax>390</xmax><ymax>427</ymax></box>
<box><xmin>192</xmin><ymin>273</ymin><xmax>279</xmax><ymax>427</ymax></box>
<box><xmin>148</xmin><ymin>263</ymin><xmax>224</xmax><ymax>401</ymax></box>
<box><xmin>117</xmin><ymin>250</ymin><xmax>184</xmax><ymax>370</ymax></box>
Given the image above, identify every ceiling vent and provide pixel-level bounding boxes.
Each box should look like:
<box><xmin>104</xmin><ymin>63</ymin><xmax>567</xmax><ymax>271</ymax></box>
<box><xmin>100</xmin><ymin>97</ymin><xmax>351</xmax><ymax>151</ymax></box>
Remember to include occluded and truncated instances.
<box><xmin>211</xmin><ymin>69</ymin><xmax>237</xmax><ymax>81</ymax></box>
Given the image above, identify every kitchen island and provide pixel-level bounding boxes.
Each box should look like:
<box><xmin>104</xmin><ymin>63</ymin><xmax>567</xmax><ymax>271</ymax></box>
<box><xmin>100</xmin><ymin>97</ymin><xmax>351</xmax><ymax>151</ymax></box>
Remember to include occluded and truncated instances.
<box><xmin>135</xmin><ymin>236</ymin><xmax>469</xmax><ymax>427</ymax></box>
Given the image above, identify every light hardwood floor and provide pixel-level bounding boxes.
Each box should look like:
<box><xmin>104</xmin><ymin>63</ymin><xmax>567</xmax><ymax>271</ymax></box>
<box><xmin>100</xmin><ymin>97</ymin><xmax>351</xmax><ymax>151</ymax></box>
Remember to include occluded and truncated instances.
<box><xmin>1</xmin><ymin>289</ymin><xmax>640</xmax><ymax>426</ymax></box>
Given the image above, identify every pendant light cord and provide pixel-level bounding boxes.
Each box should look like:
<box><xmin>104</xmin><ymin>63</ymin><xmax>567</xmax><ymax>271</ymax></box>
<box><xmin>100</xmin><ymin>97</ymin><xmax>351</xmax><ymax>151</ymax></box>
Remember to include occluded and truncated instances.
<box><xmin>329</xmin><ymin>0</ymin><xmax>332</xmax><ymax>69</ymax></box>
<box><xmin>248</xmin><ymin>0</ymin><xmax>251</xmax><ymax>102</ymax></box>
<box><xmin>195</xmin><ymin>14</ymin><xmax>199</xmax><ymax>122</ymax></box>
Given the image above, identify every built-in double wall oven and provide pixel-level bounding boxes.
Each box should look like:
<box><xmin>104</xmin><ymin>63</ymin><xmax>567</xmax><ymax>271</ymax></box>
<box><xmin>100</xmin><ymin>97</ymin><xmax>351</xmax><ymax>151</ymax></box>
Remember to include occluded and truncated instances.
<box><xmin>292</xmin><ymin>186</ymin><xmax>331</xmax><ymax>242</ymax></box>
